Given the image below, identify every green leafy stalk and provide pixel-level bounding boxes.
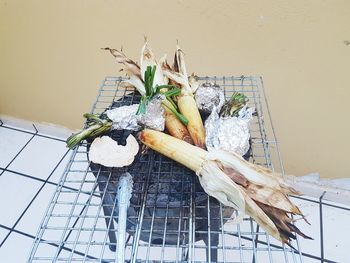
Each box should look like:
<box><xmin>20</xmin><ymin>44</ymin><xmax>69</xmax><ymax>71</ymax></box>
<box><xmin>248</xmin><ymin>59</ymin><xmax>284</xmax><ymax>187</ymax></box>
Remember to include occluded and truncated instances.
<box><xmin>163</xmin><ymin>88</ymin><xmax>181</xmax><ymax>98</ymax></box>
<box><xmin>66</xmin><ymin>114</ymin><xmax>112</xmax><ymax>149</ymax></box>
<box><xmin>155</xmin><ymin>85</ymin><xmax>177</xmax><ymax>94</ymax></box>
<box><xmin>166</xmin><ymin>97</ymin><xmax>178</xmax><ymax>110</ymax></box>
<box><xmin>137</xmin><ymin>66</ymin><xmax>185</xmax><ymax>126</ymax></box>
<box><xmin>220</xmin><ymin>92</ymin><xmax>249</xmax><ymax>117</ymax></box>
<box><xmin>162</xmin><ymin>102</ymin><xmax>189</xmax><ymax>126</ymax></box>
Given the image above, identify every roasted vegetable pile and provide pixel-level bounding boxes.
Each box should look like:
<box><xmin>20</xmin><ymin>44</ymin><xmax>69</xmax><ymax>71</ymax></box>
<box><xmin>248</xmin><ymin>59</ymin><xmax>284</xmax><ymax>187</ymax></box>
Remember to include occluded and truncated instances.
<box><xmin>66</xmin><ymin>40</ymin><xmax>311</xmax><ymax>246</ymax></box>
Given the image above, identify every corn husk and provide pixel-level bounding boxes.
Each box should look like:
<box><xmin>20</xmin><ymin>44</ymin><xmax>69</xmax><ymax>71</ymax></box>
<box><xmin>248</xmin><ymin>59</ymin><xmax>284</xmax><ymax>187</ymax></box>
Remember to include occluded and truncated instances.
<box><xmin>188</xmin><ymin>73</ymin><xmax>199</xmax><ymax>93</ymax></box>
<box><xmin>173</xmin><ymin>45</ymin><xmax>188</xmax><ymax>80</ymax></box>
<box><xmin>103</xmin><ymin>48</ymin><xmax>145</xmax><ymax>95</ymax></box>
<box><xmin>139</xmin><ymin>129</ymin><xmax>312</xmax><ymax>245</ymax></box>
<box><xmin>140</xmin><ymin>41</ymin><xmax>166</xmax><ymax>87</ymax></box>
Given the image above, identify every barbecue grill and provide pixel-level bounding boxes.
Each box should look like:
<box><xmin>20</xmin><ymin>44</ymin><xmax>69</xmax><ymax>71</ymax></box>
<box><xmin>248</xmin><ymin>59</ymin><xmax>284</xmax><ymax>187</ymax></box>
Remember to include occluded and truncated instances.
<box><xmin>27</xmin><ymin>76</ymin><xmax>312</xmax><ymax>262</ymax></box>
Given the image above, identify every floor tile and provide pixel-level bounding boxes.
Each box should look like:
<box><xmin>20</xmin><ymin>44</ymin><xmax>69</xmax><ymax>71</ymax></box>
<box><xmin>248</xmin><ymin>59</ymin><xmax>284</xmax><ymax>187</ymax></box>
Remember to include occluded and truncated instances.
<box><xmin>0</xmin><ymin>232</ymin><xmax>56</xmax><ymax>262</ymax></box>
<box><xmin>0</xmin><ymin>232</ymin><xmax>33</xmax><ymax>262</ymax></box>
<box><xmin>0</xmin><ymin>127</ymin><xmax>32</xmax><ymax>168</ymax></box>
<box><xmin>0</xmin><ymin>227</ymin><xmax>10</xmax><ymax>245</ymax></box>
<box><xmin>16</xmin><ymin>184</ymin><xmax>56</xmax><ymax>237</ymax></box>
<box><xmin>0</xmin><ymin>172</ymin><xmax>42</xmax><ymax>227</ymax></box>
<box><xmin>8</xmin><ymin>135</ymin><xmax>68</xmax><ymax>181</ymax></box>
<box><xmin>49</xmin><ymin>151</ymin><xmax>73</xmax><ymax>184</ymax></box>
<box><xmin>323</xmin><ymin>204</ymin><xmax>350</xmax><ymax>263</ymax></box>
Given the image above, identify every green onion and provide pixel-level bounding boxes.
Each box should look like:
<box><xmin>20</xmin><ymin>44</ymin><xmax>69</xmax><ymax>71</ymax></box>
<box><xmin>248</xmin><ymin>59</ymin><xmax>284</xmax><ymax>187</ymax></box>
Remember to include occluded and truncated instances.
<box><xmin>166</xmin><ymin>97</ymin><xmax>178</xmax><ymax>110</ymax></box>
<box><xmin>162</xmin><ymin>102</ymin><xmax>189</xmax><ymax>126</ymax></box>
<box><xmin>163</xmin><ymin>88</ymin><xmax>181</xmax><ymax>98</ymax></box>
<box><xmin>66</xmin><ymin>114</ymin><xmax>112</xmax><ymax>149</ymax></box>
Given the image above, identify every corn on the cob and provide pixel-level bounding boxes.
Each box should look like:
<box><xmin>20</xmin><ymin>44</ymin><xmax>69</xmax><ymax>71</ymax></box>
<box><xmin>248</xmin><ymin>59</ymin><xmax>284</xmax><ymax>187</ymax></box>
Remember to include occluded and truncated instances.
<box><xmin>177</xmin><ymin>95</ymin><xmax>205</xmax><ymax>148</ymax></box>
<box><xmin>162</xmin><ymin>100</ymin><xmax>193</xmax><ymax>144</ymax></box>
<box><xmin>161</xmin><ymin>46</ymin><xmax>206</xmax><ymax>148</ymax></box>
<box><xmin>139</xmin><ymin>129</ymin><xmax>311</xmax><ymax>245</ymax></box>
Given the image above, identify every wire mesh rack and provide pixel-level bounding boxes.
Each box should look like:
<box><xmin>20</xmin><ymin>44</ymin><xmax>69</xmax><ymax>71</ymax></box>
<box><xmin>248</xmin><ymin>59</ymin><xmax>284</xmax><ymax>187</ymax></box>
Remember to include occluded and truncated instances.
<box><xmin>26</xmin><ymin>76</ymin><xmax>346</xmax><ymax>263</ymax></box>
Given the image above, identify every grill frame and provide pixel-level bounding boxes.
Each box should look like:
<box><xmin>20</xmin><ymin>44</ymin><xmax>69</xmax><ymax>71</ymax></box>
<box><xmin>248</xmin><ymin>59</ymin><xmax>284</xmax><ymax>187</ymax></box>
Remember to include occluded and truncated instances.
<box><xmin>26</xmin><ymin>76</ymin><xmax>317</xmax><ymax>263</ymax></box>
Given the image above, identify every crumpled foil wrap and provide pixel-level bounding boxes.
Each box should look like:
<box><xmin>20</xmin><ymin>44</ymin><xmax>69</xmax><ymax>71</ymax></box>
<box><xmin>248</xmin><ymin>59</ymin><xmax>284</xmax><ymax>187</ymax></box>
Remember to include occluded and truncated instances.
<box><xmin>205</xmin><ymin>106</ymin><xmax>255</xmax><ymax>156</ymax></box>
<box><xmin>106</xmin><ymin>104</ymin><xmax>140</xmax><ymax>131</ymax></box>
<box><xmin>105</xmin><ymin>96</ymin><xmax>165</xmax><ymax>131</ymax></box>
<box><xmin>195</xmin><ymin>83</ymin><xmax>225</xmax><ymax>114</ymax></box>
<box><xmin>140</xmin><ymin>95</ymin><xmax>165</xmax><ymax>131</ymax></box>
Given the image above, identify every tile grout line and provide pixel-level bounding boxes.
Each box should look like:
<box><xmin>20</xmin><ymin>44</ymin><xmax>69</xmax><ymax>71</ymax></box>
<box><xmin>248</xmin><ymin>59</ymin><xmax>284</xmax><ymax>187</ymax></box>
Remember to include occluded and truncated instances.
<box><xmin>0</xmin><ymin>124</ymin><xmax>67</xmax><ymax>143</ymax></box>
<box><xmin>0</xmin><ymin>224</ymin><xmax>99</xmax><ymax>261</ymax></box>
<box><xmin>0</xmin><ymin>149</ymin><xmax>71</xmax><ymax>247</ymax></box>
<box><xmin>1</xmin><ymin>168</ymin><xmax>72</xmax><ymax>193</ymax></box>
<box><xmin>0</xmin><ymin>124</ymin><xmax>38</xmax><ymax>177</ymax></box>
<box><xmin>0</xmin><ymin>168</ymin><xmax>101</xmax><ymax>198</ymax></box>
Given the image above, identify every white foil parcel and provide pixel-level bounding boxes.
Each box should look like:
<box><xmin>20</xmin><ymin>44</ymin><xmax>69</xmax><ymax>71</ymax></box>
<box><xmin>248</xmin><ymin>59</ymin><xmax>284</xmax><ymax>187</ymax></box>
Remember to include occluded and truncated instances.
<box><xmin>140</xmin><ymin>95</ymin><xmax>165</xmax><ymax>131</ymax></box>
<box><xmin>195</xmin><ymin>83</ymin><xmax>225</xmax><ymax>114</ymax></box>
<box><xmin>106</xmin><ymin>104</ymin><xmax>140</xmax><ymax>130</ymax></box>
<box><xmin>105</xmin><ymin>96</ymin><xmax>165</xmax><ymax>131</ymax></box>
<box><xmin>205</xmin><ymin>106</ymin><xmax>254</xmax><ymax>156</ymax></box>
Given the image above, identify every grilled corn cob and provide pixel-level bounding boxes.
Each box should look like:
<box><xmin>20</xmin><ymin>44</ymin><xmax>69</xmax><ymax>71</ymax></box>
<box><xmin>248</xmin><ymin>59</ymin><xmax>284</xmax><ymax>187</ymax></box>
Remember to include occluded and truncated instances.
<box><xmin>139</xmin><ymin>129</ymin><xmax>311</xmax><ymax>245</ymax></box>
<box><xmin>161</xmin><ymin>46</ymin><xmax>206</xmax><ymax>148</ymax></box>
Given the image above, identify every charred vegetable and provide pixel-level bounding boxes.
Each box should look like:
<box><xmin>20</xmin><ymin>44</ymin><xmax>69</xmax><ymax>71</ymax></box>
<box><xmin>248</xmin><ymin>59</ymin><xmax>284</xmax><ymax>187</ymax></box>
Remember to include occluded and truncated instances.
<box><xmin>104</xmin><ymin>44</ymin><xmax>193</xmax><ymax>143</ymax></box>
<box><xmin>140</xmin><ymin>129</ymin><xmax>312</xmax><ymax>245</ymax></box>
<box><xmin>66</xmin><ymin>113</ymin><xmax>112</xmax><ymax>149</ymax></box>
<box><xmin>136</xmin><ymin>65</ymin><xmax>188</xmax><ymax>127</ymax></box>
<box><xmin>220</xmin><ymin>92</ymin><xmax>249</xmax><ymax>117</ymax></box>
<box><xmin>161</xmin><ymin>46</ymin><xmax>206</xmax><ymax>148</ymax></box>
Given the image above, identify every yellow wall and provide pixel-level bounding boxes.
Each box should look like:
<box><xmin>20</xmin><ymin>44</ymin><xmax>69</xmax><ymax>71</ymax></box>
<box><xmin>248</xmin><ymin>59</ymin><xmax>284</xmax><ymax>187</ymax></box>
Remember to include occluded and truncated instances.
<box><xmin>1</xmin><ymin>0</ymin><xmax>349</xmax><ymax>178</ymax></box>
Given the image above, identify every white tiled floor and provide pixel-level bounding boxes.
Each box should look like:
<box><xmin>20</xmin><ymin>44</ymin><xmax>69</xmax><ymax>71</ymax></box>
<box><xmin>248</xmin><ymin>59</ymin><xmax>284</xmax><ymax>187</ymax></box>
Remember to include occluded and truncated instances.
<box><xmin>0</xmin><ymin>228</ymin><xmax>10</xmax><ymax>245</ymax></box>
<box><xmin>7</xmin><ymin>136</ymin><xmax>68</xmax><ymax>180</ymax></box>
<box><xmin>16</xmin><ymin>184</ymin><xmax>57</xmax><ymax>237</ymax></box>
<box><xmin>0</xmin><ymin>123</ymin><xmax>71</xmax><ymax>262</ymax></box>
<box><xmin>0</xmin><ymin>233</ymin><xmax>37</xmax><ymax>263</ymax></box>
<box><xmin>0</xmin><ymin>122</ymin><xmax>349</xmax><ymax>263</ymax></box>
<box><xmin>0</xmin><ymin>128</ymin><xmax>33</xmax><ymax>168</ymax></box>
<box><xmin>0</xmin><ymin>171</ymin><xmax>42</xmax><ymax>227</ymax></box>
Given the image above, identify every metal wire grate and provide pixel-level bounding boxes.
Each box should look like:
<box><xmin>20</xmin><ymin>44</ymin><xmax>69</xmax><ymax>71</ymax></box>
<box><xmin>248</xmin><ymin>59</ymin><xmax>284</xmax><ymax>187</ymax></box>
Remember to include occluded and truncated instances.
<box><xmin>27</xmin><ymin>76</ymin><xmax>319</xmax><ymax>262</ymax></box>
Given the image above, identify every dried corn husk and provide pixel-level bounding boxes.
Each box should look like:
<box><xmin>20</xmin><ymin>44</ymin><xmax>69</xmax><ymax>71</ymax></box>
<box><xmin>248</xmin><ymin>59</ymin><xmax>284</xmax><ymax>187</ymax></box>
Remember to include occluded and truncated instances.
<box><xmin>140</xmin><ymin>129</ymin><xmax>312</xmax><ymax>245</ymax></box>
<box><xmin>140</xmin><ymin>41</ymin><xmax>166</xmax><ymax>87</ymax></box>
<box><xmin>103</xmin><ymin>48</ymin><xmax>145</xmax><ymax>95</ymax></box>
<box><xmin>188</xmin><ymin>73</ymin><xmax>199</xmax><ymax>93</ymax></box>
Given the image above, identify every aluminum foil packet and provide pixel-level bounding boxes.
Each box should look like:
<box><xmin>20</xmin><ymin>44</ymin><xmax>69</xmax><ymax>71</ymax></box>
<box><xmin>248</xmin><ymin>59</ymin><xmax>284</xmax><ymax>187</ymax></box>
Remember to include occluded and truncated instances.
<box><xmin>105</xmin><ymin>104</ymin><xmax>140</xmax><ymax>131</ymax></box>
<box><xmin>205</xmin><ymin>106</ymin><xmax>255</xmax><ymax>156</ymax></box>
<box><xmin>195</xmin><ymin>83</ymin><xmax>225</xmax><ymax>114</ymax></box>
<box><xmin>140</xmin><ymin>95</ymin><xmax>165</xmax><ymax>131</ymax></box>
<box><xmin>105</xmin><ymin>96</ymin><xmax>165</xmax><ymax>131</ymax></box>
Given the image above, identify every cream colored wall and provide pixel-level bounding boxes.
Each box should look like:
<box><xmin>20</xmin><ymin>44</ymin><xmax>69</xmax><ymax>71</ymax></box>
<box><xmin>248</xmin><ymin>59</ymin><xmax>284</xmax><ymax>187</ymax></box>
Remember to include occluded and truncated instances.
<box><xmin>1</xmin><ymin>0</ymin><xmax>349</xmax><ymax>178</ymax></box>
